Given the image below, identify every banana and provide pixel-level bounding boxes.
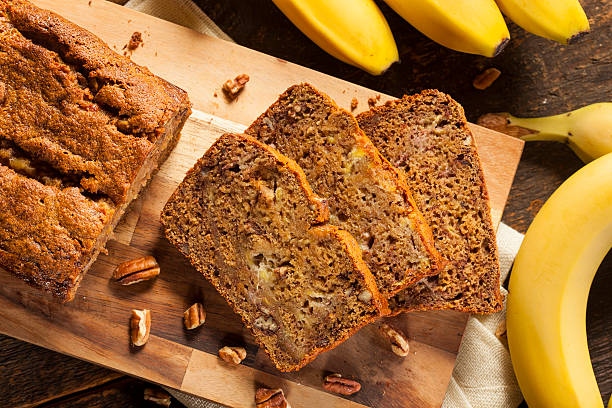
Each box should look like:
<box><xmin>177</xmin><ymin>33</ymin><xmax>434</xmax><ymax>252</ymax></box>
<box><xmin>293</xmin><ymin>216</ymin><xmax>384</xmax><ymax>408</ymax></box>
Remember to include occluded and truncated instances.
<box><xmin>382</xmin><ymin>0</ymin><xmax>510</xmax><ymax>57</ymax></box>
<box><xmin>272</xmin><ymin>0</ymin><xmax>399</xmax><ymax>75</ymax></box>
<box><xmin>477</xmin><ymin>103</ymin><xmax>612</xmax><ymax>163</ymax></box>
<box><xmin>495</xmin><ymin>0</ymin><xmax>589</xmax><ymax>44</ymax></box>
<box><xmin>507</xmin><ymin>153</ymin><xmax>612</xmax><ymax>408</ymax></box>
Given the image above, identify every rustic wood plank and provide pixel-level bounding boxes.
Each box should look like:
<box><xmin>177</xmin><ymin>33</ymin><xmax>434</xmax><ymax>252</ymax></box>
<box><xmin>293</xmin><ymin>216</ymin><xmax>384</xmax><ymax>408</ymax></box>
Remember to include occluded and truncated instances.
<box><xmin>37</xmin><ymin>378</ymin><xmax>178</xmax><ymax>408</ymax></box>
<box><xmin>0</xmin><ymin>335</ymin><xmax>122</xmax><ymax>408</ymax></box>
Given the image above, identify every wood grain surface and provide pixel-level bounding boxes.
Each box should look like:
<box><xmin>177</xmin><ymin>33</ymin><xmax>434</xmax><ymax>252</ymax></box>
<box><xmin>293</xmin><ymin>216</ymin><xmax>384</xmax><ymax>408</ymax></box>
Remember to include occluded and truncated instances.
<box><xmin>2</xmin><ymin>0</ymin><xmax>610</xmax><ymax>407</ymax></box>
<box><xmin>0</xmin><ymin>1</ymin><xmax>525</xmax><ymax>407</ymax></box>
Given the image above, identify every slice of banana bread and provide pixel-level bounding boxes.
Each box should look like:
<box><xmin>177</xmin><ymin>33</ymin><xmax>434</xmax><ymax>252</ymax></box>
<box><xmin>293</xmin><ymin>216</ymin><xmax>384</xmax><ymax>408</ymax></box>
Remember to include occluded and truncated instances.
<box><xmin>357</xmin><ymin>90</ymin><xmax>503</xmax><ymax>314</ymax></box>
<box><xmin>161</xmin><ymin>133</ymin><xmax>388</xmax><ymax>372</ymax></box>
<box><xmin>245</xmin><ymin>84</ymin><xmax>442</xmax><ymax>297</ymax></box>
<box><xmin>0</xmin><ymin>0</ymin><xmax>191</xmax><ymax>301</ymax></box>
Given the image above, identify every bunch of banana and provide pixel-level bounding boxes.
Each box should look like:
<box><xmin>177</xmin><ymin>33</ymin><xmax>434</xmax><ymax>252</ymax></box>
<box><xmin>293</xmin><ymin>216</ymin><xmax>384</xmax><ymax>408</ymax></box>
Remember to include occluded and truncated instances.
<box><xmin>271</xmin><ymin>0</ymin><xmax>398</xmax><ymax>75</ymax></box>
<box><xmin>272</xmin><ymin>0</ymin><xmax>590</xmax><ymax>73</ymax></box>
<box><xmin>507</xmin><ymin>152</ymin><xmax>612</xmax><ymax>408</ymax></box>
<box><xmin>478</xmin><ymin>103</ymin><xmax>612</xmax><ymax>163</ymax></box>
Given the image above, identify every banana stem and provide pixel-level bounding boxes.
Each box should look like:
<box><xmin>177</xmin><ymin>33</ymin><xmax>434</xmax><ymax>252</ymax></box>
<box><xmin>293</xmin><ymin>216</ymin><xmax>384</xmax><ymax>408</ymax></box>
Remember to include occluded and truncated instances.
<box><xmin>508</xmin><ymin>113</ymin><xmax>572</xmax><ymax>142</ymax></box>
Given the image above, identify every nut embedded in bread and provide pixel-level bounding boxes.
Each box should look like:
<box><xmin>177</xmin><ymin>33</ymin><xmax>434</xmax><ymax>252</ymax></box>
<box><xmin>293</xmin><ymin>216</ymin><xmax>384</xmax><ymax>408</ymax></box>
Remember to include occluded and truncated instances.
<box><xmin>357</xmin><ymin>90</ymin><xmax>503</xmax><ymax>314</ymax></box>
<box><xmin>245</xmin><ymin>83</ymin><xmax>442</xmax><ymax>297</ymax></box>
<box><xmin>161</xmin><ymin>133</ymin><xmax>388</xmax><ymax>371</ymax></box>
<box><xmin>0</xmin><ymin>0</ymin><xmax>191</xmax><ymax>301</ymax></box>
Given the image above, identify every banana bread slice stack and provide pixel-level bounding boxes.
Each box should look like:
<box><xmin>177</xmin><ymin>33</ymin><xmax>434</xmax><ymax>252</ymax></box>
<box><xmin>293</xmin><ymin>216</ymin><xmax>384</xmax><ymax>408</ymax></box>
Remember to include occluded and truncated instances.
<box><xmin>161</xmin><ymin>133</ymin><xmax>388</xmax><ymax>372</ymax></box>
<box><xmin>0</xmin><ymin>0</ymin><xmax>191</xmax><ymax>301</ymax></box>
<box><xmin>245</xmin><ymin>84</ymin><xmax>442</xmax><ymax>297</ymax></box>
<box><xmin>357</xmin><ymin>90</ymin><xmax>502</xmax><ymax>314</ymax></box>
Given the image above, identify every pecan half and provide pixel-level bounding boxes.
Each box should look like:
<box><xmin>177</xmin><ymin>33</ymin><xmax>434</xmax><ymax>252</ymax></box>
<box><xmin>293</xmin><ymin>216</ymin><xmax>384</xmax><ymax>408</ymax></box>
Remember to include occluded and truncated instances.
<box><xmin>473</xmin><ymin>67</ymin><xmax>501</xmax><ymax>90</ymax></box>
<box><xmin>113</xmin><ymin>256</ymin><xmax>160</xmax><ymax>285</ymax></box>
<box><xmin>218</xmin><ymin>346</ymin><xmax>247</xmax><ymax>365</ymax></box>
<box><xmin>255</xmin><ymin>388</ymin><xmax>290</xmax><ymax>408</ymax></box>
<box><xmin>183</xmin><ymin>302</ymin><xmax>206</xmax><ymax>329</ymax></box>
<box><xmin>130</xmin><ymin>309</ymin><xmax>151</xmax><ymax>346</ymax></box>
<box><xmin>323</xmin><ymin>373</ymin><xmax>361</xmax><ymax>395</ymax></box>
<box><xmin>143</xmin><ymin>387</ymin><xmax>171</xmax><ymax>407</ymax></box>
<box><xmin>222</xmin><ymin>74</ymin><xmax>250</xmax><ymax>100</ymax></box>
<box><xmin>379</xmin><ymin>323</ymin><xmax>410</xmax><ymax>357</ymax></box>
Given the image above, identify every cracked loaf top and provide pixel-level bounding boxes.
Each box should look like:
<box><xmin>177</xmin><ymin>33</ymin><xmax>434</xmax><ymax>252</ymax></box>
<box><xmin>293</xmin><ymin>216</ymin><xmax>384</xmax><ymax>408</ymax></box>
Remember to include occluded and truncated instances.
<box><xmin>0</xmin><ymin>0</ymin><xmax>191</xmax><ymax>300</ymax></box>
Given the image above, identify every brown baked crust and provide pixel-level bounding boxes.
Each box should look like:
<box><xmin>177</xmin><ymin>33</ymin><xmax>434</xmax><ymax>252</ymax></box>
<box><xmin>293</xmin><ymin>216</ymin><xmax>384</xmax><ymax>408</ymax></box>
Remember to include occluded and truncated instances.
<box><xmin>0</xmin><ymin>0</ymin><xmax>191</xmax><ymax>301</ymax></box>
<box><xmin>161</xmin><ymin>133</ymin><xmax>388</xmax><ymax>371</ymax></box>
<box><xmin>357</xmin><ymin>90</ymin><xmax>503</xmax><ymax>314</ymax></box>
<box><xmin>245</xmin><ymin>83</ymin><xmax>443</xmax><ymax>297</ymax></box>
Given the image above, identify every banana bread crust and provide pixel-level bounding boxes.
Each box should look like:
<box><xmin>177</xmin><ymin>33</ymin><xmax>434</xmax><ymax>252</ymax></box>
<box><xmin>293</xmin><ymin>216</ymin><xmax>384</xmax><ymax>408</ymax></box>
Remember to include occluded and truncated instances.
<box><xmin>161</xmin><ymin>133</ymin><xmax>388</xmax><ymax>371</ymax></box>
<box><xmin>245</xmin><ymin>84</ymin><xmax>442</xmax><ymax>297</ymax></box>
<box><xmin>357</xmin><ymin>90</ymin><xmax>503</xmax><ymax>314</ymax></box>
<box><xmin>0</xmin><ymin>0</ymin><xmax>191</xmax><ymax>301</ymax></box>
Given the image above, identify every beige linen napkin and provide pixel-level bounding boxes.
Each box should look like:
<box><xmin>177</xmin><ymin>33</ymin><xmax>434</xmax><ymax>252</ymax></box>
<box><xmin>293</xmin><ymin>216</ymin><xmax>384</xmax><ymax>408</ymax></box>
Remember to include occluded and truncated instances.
<box><xmin>123</xmin><ymin>1</ymin><xmax>525</xmax><ymax>406</ymax></box>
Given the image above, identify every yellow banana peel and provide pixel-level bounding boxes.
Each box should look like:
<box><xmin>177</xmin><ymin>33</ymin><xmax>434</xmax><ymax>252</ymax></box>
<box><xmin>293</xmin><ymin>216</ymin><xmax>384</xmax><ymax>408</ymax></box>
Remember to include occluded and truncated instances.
<box><xmin>495</xmin><ymin>0</ymin><xmax>589</xmax><ymax>44</ymax></box>
<box><xmin>507</xmin><ymin>153</ymin><xmax>612</xmax><ymax>408</ymax></box>
<box><xmin>272</xmin><ymin>0</ymin><xmax>399</xmax><ymax>75</ymax></box>
<box><xmin>382</xmin><ymin>0</ymin><xmax>510</xmax><ymax>57</ymax></box>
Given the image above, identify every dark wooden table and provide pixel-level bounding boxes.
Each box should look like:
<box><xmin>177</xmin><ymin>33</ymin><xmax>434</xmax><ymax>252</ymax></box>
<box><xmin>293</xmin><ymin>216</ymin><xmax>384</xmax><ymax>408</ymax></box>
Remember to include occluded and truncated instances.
<box><xmin>1</xmin><ymin>0</ymin><xmax>610</xmax><ymax>406</ymax></box>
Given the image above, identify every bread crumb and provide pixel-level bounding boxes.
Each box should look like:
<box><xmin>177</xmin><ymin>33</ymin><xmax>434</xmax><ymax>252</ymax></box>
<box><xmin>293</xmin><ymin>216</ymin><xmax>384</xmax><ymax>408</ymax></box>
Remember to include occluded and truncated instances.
<box><xmin>214</xmin><ymin>92</ymin><xmax>218</xmax><ymax>98</ymax></box>
<box><xmin>127</xmin><ymin>32</ymin><xmax>143</xmax><ymax>51</ymax></box>
<box><xmin>350</xmin><ymin>98</ymin><xmax>358</xmax><ymax>111</ymax></box>
<box><xmin>88</xmin><ymin>0</ymin><xmax>92</xmax><ymax>6</ymax></box>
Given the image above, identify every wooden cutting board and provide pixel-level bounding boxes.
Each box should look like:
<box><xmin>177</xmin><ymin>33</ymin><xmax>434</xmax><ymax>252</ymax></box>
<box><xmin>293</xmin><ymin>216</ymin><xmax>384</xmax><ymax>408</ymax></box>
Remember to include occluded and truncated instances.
<box><xmin>0</xmin><ymin>1</ymin><xmax>524</xmax><ymax>407</ymax></box>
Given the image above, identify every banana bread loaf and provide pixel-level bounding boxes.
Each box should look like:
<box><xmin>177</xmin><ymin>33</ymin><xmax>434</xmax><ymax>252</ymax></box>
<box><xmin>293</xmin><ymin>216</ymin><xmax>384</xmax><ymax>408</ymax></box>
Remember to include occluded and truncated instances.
<box><xmin>161</xmin><ymin>133</ymin><xmax>388</xmax><ymax>371</ymax></box>
<box><xmin>0</xmin><ymin>0</ymin><xmax>191</xmax><ymax>301</ymax></box>
<box><xmin>245</xmin><ymin>84</ymin><xmax>441</xmax><ymax>297</ymax></box>
<box><xmin>357</xmin><ymin>90</ymin><xmax>502</xmax><ymax>314</ymax></box>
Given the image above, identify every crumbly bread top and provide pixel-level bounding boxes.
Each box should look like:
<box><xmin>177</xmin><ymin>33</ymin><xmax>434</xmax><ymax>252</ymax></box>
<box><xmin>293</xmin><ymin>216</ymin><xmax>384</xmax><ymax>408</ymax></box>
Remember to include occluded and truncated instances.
<box><xmin>0</xmin><ymin>0</ymin><xmax>190</xmax><ymax>204</ymax></box>
<box><xmin>161</xmin><ymin>133</ymin><xmax>388</xmax><ymax>371</ymax></box>
<box><xmin>245</xmin><ymin>84</ymin><xmax>442</xmax><ymax>297</ymax></box>
<box><xmin>0</xmin><ymin>0</ymin><xmax>190</xmax><ymax>300</ymax></box>
<box><xmin>357</xmin><ymin>90</ymin><xmax>502</xmax><ymax>314</ymax></box>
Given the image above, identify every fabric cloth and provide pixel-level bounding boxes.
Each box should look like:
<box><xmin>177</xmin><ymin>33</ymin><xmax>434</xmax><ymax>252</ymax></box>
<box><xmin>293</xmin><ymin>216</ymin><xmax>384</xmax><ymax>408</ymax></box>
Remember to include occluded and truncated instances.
<box><xmin>123</xmin><ymin>1</ymin><xmax>525</xmax><ymax>406</ymax></box>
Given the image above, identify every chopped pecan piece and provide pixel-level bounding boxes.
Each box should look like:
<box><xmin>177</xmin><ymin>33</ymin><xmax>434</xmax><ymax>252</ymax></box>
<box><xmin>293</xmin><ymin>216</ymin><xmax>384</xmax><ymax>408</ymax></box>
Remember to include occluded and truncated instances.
<box><xmin>368</xmin><ymin>96</ymin><xmax>377</xmax><ymax>108</ymax></box>
<box><xmin>473</xmin><ymin>68</ymin><xmax>501</xmax><ymax>90</ymax></box>
<box><xmin>130</xmin><ymin>309</ymin><xmax>151</xmax><ymax>346</ymax></box>
<box><xmin>255</xmin><ymin>388</ymin><xmax>290</xmax><ymax>408</ymax></box>
<box><xmin>113</xmin><ymin>256</ymin><xmax>160</xmax><ymax>285</ymax></box>
<box><xmin>323</xmin><ymin>373</ymin><xmax>361</xmax><ymax>395</ymax></box>
<box><xmin>379</xmin><ymin>322</ymin><xmax>410</xmax><ymax>356</ymax></box>
<box><xmin>350</xmin><ymin>97</ymin><xmax>358</xmax><ymax>111</ymax></box>
<box><xmin>143</xmin><ymin>387</ymin><xmax>171</xmax><ymax>407</ymax></box>
<box><xmin>222</xmin><ymin>74</ymin><xmax>250</xmax><ymax>100</ymax></box>
<box><xmin>218</xmin><ymin>346</ymin><xmax>247</xmax><ymax>364</ymax></box>
<box><xmin>183</xmin><ymin>302</ymin><xmax>206</xmax><ymax>329</ymax></box>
